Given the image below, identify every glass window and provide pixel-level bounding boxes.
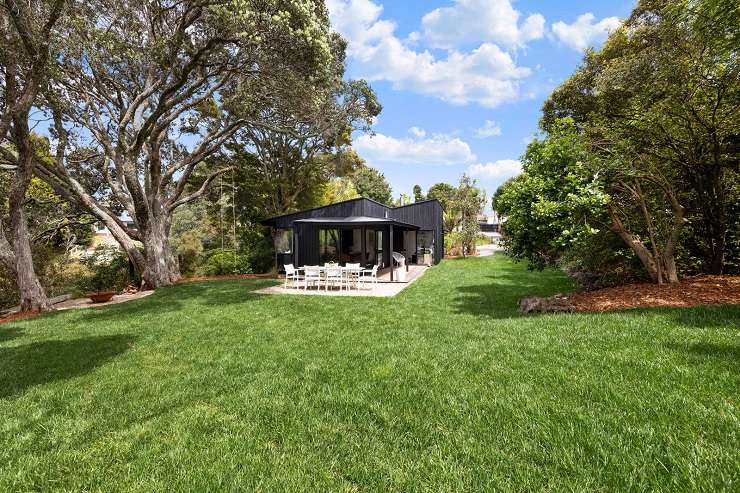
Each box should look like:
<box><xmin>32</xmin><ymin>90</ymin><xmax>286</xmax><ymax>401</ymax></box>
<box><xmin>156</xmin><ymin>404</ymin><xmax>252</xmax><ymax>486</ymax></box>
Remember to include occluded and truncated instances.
<box><xmin>376</xmin><ymin>230</ymin><xmax>384</xmax><ymax>267</ymax></box>
<box><xmin>365</xmin><ymin>229</ymin><xmax>376</xmax><ymax>266</ymax></box>
<box><xmin>274</xmin><ymin>229</ymin><xmax>292</xmax><ymax>254</ymax></box>
<box><xmin>340</xmin><ymin>228</ymin><xmax>363</xmax><ymax>264</ymax></box>
<box><xmin>417</xmin><ymin>230</ymin><xmax>433</xmax><ymax>256</ymax></box>
<box><xmin>320</xmin><ymin>229</ymin><xmax>339</xmax><ymax>264</ymax></box>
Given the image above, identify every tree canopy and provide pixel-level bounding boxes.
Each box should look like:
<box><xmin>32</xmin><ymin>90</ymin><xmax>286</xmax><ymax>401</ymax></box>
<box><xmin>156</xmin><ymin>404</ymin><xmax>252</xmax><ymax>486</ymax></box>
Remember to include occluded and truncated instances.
<box><xmin>499</xmin><ymin>0</ymin><xmax>740</xmax><ymax>285</ymax></box>
<box><xmin>351</xmin><ymin>164</ymin><xmax>392</xmax><ymax>205</ymax></box>
<box><xmin>34</xmin><ymin>0</ymin><xmax>357</xmax><ymax>288</ymax></box>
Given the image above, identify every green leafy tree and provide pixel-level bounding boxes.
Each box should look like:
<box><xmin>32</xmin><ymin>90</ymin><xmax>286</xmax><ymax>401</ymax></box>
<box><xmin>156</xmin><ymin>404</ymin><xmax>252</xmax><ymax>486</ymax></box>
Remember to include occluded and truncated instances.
<box><xmin>413</xmin><ymin>184</ymin><xmax>425</xmax><ymax>202</ymax></box>
<box><xmin>352</xmin><ymin>165</ymin><xmax>392</xmax><ymax>204</ymax></box>
<box><xmin>454</xmin><ymin>175</ymin><xmax>484</xmax><ymax>256</ymax></box>
<box><xmin>0</xmin><ymin>0</ymin><xmax>67</xmax><ymax>311</ymax></box>
<box><xmin>319</xmin><ymin>177</ymin><xmax>359</xmax><ymax>205</ymax></box>
<box><xmin>495</xmin><ymin>119</ymin><xmax>610</xmax><ymax>270</ymax></box>
<box><xmin>497</xmin><ymin>117</ymin><xmax>692</xmax><ymax>284</ymax></box>
<box><xmin>427</xmin><ymin>182</ymin><xmax>459</xmax><ymax>233</ymax></box>
<box><xmin>39</xmin><ymin>0</ymin><xmax>338</xmax><ymax>288</ymax></box>
<box><xmin>491</xmin><ymin>177</ymin><xmax>515</xmax><ymax>215</ymax></box>
<box><xmin>230</xmin><ymin>56</ymin><xmax>381</xmax><ymax>217</ymax></box>
<box><xmin>543</xmin><ymin>0</ymin><xmax>740</xmax><ymax>275</ymax></box>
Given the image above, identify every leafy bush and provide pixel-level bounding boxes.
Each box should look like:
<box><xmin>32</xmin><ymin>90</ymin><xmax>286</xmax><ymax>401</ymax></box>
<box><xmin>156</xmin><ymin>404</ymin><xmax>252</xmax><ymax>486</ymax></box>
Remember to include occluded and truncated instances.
<box><xmin>243</xmin><ymin>235</ymin><xmax>274</xmax><ymax>273</ymax></box>
<box><xmin>198</xmin><ymin>249</ymin><xmax>253</xmax><ymax>276</ymax></box>
<box><xmin>175</xmin><ymin>230</ymin><xmax>205</xmax><ymax>276</ymax></box>
<box><xmin>43</xmin><ymin>256</ymin><xmax>91</xmax><ymax>297</ymax></box>
<box><xmin>444</xmin><ymin>231</ymin><xmax>462</xmax><ymax>256</ymax></box>
<box><xmin>76</xmin><ymin>247</ymin><xmax>131</xmax><ymax>294</ymax></box>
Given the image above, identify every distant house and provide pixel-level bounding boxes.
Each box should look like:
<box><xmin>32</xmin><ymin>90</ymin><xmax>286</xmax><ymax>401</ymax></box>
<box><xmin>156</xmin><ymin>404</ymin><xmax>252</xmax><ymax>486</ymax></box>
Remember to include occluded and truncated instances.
<box><xmin>70</xmin><ymin>221</ymin><xmax>138</xmax><ymax>259</ymax></box>
<box><xmin>262</xmin><ymin>197</ymin><xmax>444</xmax><ymax>280</ymax></box>
<box><xmin>478</xmin><ymin>213</ymin><xmax>502</xmax><ymax>244</ymax></box>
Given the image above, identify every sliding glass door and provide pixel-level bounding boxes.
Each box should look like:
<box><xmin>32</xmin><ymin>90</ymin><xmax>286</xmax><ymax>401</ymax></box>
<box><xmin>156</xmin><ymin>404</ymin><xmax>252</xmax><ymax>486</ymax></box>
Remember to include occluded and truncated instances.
<box><xmin>340</xmin><ymin>228</ymin><xmax>363</xmax><ymax>264</ymax></box>
<box><xmin>319</xmin><ymin>229</ymin><xmax>339</xmax><ymax>264</ymax></box>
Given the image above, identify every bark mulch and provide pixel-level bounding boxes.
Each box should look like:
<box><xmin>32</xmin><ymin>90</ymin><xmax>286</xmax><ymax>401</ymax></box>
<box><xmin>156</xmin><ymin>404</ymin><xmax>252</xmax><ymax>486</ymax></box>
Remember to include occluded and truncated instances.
<box><xmin>0</xmin><ymin>310</ymin><xmax>41</xmax><ymax>325</ymax></box>
<box><xmin>176</xmin><ymin>273</ymin><xmax>277</xmax><ymax>284</ymax></box>
<box><xmin>567</xmin><ymin>275</ymin><xmax>740</xmax><ymax>313</ymax></box>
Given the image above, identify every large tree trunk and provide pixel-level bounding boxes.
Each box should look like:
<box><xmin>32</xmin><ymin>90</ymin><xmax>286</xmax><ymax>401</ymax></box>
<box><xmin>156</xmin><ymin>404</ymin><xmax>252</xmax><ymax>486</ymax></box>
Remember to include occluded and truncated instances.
<box><xmin>37</xmin><ymin>163</ymin><xmax>182</xmax><ymax>290</ymax></box>
<box><xmin>609</xmin><ymin>208</ymin><xmax>661</xmax><ymax>283</ymax></box>
<box><xmin>6</xmin><ymin>120</ymin><xmax>53</xmax><ymax>312</ymax></box>
<box><xmin>141</xmin><ymin>213</ymin><xmax>179</xmax><ymax>289</ymax></box>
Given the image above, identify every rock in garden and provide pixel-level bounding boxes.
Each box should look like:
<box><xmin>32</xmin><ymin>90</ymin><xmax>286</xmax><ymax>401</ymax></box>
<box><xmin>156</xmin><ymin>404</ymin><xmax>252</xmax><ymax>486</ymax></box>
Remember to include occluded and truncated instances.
<box><xmin>519</xmin><ymin>295</ymin><xmax>575</xmax><ymax>314</ymax></box>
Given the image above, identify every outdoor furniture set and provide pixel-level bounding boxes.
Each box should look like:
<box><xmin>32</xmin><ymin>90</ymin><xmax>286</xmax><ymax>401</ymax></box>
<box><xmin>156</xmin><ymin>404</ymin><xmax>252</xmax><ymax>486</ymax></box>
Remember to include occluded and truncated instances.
<box><xmin>283</xmin><ymin>263</ymin><xmax>379</xmax><ymax>291</ymax></box>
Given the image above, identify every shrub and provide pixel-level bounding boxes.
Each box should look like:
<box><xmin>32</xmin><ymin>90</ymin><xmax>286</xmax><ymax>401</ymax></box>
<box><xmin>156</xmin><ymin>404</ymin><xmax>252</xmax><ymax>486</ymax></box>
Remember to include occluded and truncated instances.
<box><xmin>243</xmin><ymin>235</ymin><xmax>274</xmax><ymax>273</ymax></box>
<box><xmin>0</xmin><ymin>264</ymin><xmax>17</xmax><ymax>310</ymax></box>
<box><xmin>175</xmin><ymin>230</ymin><xmax>205</xmax><ymax>276</ymax></box>
<box><xmin>198</xmin><ymin>249</ymin><xmax>252</xmax><ymax>276</ymax></box>
<box><xmin>76</xmin><ymin>247</ymin><xmax>131</xmax><ymax>294</ymax></box>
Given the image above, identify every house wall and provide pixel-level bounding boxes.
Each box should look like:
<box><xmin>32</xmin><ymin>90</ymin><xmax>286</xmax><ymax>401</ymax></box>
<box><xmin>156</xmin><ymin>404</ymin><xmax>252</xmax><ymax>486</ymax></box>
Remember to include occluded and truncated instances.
<box><xmin>293</xmin><ymin>223</ymin><xmax>392</xmax><ymax>268</ymax></box>
<box><xmin>390</xmin><ymin>200</ymin><xmax>444</xmax><ymax>264</ymax></box>
<box><xmin>265</xmin><ymin>197</ymin><xmax>444</xmax><ymax>267</ymax></box>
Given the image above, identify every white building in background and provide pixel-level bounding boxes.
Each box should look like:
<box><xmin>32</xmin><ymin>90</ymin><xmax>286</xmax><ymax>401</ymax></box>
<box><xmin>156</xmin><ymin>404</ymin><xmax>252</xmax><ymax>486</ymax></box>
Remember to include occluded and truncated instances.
<box><xmin>478</xmin><ymin>213</ymin><xmax>502</xmax><ymax>245</ymax></box>
<box><xmin>69</xmin><ymin>221</ymin><xmax>137</xmax><ymax>259</ymax></box>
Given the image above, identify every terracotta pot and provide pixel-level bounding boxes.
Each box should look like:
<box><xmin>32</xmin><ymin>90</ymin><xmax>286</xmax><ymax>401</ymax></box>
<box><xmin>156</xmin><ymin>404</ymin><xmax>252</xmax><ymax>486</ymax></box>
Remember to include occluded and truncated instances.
<box><xmin>88</xmin><ymin>291</ymin><xmax>115</xmax><ymax>303</ymax></box>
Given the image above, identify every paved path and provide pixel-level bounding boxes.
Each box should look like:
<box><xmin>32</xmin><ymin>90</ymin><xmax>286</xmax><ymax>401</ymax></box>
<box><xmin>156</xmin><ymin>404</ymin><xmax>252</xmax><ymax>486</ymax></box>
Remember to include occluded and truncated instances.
<box><xmin>56</xmin><ymin>291</ymin><xmax>154</xmax><ymax>311</ymax></box>
<box><xmin>477</xmin><ymin>244</ymin><xmax>501</xmax><ymax>257</ymax></box>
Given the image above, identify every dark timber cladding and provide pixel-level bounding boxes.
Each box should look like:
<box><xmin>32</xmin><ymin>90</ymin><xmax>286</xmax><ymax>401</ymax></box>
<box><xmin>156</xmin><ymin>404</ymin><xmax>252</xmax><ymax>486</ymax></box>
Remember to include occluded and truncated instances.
<box><xmin>262</xmin><ymin>197</ymin><xmax>445</xmax><ymax>274</ymax></box>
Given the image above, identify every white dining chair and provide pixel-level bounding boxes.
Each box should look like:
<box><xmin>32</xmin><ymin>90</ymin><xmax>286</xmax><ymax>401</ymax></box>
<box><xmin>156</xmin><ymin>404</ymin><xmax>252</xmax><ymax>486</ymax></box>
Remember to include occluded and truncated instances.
<box><xmin>344</xmin><ymin>263</ymin><xmax>361</xmax><ymax>290</ymax></box>
<box><xmin>359</xmin><ymin>264</ymin><xmax>379</xmax><ymax>289</ymax></box>
<box><xmin>283</xmin><ymin>264</ymin><xmax>301</xmax><ymax>289</ymax></box>
<box><xmin>325</xmin><ymin>266</ymin><xmax>344</xmax><ymax>291</ymax></box>
<box><xmin>304</xmin><ymin>266</ymin><xmax>321</xmax><ymax>290</ymax></box>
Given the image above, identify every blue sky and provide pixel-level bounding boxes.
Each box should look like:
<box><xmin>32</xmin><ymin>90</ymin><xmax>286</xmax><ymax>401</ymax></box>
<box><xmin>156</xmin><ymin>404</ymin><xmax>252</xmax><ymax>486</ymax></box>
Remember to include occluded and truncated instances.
<box><xmin>328</xmin><ymin>0</ymin><xmax>635</xmax><ymax>207</ymax></box>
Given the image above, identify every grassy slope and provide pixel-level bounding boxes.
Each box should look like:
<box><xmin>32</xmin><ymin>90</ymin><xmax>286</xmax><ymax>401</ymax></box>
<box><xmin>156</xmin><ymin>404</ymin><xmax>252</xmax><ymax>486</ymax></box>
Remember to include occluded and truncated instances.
<box><xmin>0</xmin><ymin>255</ymin><xmax>738</xmax><ymax>491</ymax></box>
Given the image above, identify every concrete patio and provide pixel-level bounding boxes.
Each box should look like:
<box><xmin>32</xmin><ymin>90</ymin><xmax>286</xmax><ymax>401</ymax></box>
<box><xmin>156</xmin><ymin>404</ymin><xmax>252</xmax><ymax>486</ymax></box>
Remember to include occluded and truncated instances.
<box><xmin>254</xmin><ymin>264</ymin><xmax>430</xmax><ymax>297</ymax></box>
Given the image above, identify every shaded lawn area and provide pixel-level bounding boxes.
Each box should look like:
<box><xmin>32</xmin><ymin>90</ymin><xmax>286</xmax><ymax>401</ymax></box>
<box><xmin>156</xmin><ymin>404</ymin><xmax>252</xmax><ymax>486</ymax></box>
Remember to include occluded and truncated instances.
<box><xmin>1</xmin><ymin>254</ymin><xmax>738</xmax><ymax>491</ymax></box>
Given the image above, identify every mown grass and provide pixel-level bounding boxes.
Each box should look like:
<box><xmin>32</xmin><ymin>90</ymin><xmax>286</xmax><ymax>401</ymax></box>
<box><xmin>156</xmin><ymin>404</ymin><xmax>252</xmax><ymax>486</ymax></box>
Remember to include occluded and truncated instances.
<box><xmin>1</xmin><ymin>254</ymin><xmax>738</xmax><ymax>491</ymax></box>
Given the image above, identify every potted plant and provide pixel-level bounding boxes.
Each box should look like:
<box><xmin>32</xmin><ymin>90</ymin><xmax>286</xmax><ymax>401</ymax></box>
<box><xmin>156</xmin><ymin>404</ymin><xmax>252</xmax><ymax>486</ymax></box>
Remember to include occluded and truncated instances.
<box><xmin>79</xmin><ymin>247</ymin><xmax>128</xmax><ymax>303</ymax></box>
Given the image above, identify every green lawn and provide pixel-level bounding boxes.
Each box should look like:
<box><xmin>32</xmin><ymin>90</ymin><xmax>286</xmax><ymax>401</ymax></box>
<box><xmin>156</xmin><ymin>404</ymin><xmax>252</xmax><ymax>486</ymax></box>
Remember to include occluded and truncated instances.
<box><xmin>1</xmin><ymin>255</ymin><xmax>738</xmax><ymax>491</ymax></box>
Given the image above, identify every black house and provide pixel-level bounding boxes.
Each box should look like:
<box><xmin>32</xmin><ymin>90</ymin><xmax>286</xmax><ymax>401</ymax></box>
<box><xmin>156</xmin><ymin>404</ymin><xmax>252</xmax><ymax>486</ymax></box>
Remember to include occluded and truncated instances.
<box><xmin>262</xmin><ymin>197</ymin><xmax>444</xmax><ymax>279</ymax></box>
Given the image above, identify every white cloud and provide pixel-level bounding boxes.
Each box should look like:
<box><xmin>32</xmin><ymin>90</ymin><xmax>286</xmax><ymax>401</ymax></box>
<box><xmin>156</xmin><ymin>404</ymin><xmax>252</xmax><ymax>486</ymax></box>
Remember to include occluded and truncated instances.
<box><xmin>327</xmin><ymin>0</ymin><xmax>532</xmax><ymax>108</ymax></box>
<box><xmin>354</xmin><ymin>132</ymin><xmax>476</xmax><ymax>166</ymax></box>
<box><xmin>475</xmin><ymin>120</ymin><xmax>502</xmax><ymax>138</ymax></box>
<box><xmin>467</xmin><ymin>159</ymin><xmax>522</xmax><ymax>179</ymax></box>
<box><xmin>421</xmin><ymin>0</ymin><xmax>545</xmax><ymax>49</ymax></box>
<box><xmin>552</xmin><ymin>13</ymin><xmax>621</xmax><ymax>51</ymax></box>
<box><xmin>408</xmin><ymin>126</ymin><xmax>426</xmax><ymax>138</ymax></box>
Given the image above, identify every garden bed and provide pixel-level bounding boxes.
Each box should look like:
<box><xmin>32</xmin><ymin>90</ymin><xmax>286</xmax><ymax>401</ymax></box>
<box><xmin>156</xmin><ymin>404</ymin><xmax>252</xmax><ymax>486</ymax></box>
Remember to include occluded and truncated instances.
<box><xmin>568</xmin><ymin>275</ymin><xmax>740</xmax><ymax>312</ymax></box>
<box><xmin>176</xmin><ymin>273</ymin><xmax>276</xmax><ymax>283</ymax></box>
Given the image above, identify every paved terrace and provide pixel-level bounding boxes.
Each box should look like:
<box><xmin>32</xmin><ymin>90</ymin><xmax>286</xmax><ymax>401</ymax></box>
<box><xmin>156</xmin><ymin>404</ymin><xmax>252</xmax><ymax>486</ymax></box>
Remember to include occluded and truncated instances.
<box><xmin>255</xmin><ymin>264</ymin><xmax>430</xmax><ymax>297</ymax></box>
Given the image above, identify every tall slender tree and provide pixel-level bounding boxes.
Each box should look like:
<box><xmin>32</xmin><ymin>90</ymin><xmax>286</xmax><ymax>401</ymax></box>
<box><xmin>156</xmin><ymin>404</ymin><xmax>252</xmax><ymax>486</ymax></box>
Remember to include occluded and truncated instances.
<box><xmin>0</xmin><ymin>0</ymin><xmax>66</xmax><ymax>311</ymax></box>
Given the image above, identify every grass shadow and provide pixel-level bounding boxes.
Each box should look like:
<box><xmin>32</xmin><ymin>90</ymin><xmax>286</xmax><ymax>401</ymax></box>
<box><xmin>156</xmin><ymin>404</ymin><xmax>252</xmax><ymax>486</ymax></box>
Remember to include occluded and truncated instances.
<box><xmin>0</xmin><ymin>327</ymin><xmax>24</xmax><ymax>343</ymax></box>
<box><xmin>77</xmin><ymin>279</ymin><xmax>279</xmax><ymax>324</ymax></box>
<box><xmin>0</xmin><ymin>334</ymin><xmax>136</xmax><ymax>399</ymax></box>
<box><xmin>667</xmin><ymin>304</ymin><xmax>740</xmax><ymax>329</ymax></box>
<box><xmin>664</xmin><ymin>341</ymin><xmax>740</xmax><ymax>369</ymax></box>
<box><xmin>452</xmin><ymin>273</ymin><xmax>575</xmax><ymax>319</ymax></box>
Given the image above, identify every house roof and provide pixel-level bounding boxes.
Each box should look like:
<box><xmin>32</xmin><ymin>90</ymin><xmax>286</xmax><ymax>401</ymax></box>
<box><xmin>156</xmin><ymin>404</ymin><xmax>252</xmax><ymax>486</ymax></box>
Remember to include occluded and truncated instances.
<box><xmin>261</xmin><ymin>196</ymin><xmax>442</xmax><ymax>226</ymax></box>
<box><xmin>294</xmin><ymin>216</ymin><xmax>419</xmax><ymax>229</ymax></box>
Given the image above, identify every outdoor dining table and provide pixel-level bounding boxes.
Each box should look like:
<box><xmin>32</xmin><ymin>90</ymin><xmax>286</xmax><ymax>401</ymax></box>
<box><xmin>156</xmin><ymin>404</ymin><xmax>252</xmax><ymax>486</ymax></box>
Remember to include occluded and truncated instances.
<box><xmin>296</xmin><ymin>265</ymin><xmax>363</xmax><ymax>289</ymax></box>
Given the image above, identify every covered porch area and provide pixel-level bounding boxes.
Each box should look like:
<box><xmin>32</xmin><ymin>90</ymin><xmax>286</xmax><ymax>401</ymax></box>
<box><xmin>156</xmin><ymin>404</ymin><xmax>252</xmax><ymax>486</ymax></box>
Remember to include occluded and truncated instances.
<box><xmin>285</xmin><ymin>216</ymin><xmax>423</xmax><ymax>282</ymax></box>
